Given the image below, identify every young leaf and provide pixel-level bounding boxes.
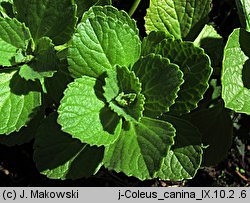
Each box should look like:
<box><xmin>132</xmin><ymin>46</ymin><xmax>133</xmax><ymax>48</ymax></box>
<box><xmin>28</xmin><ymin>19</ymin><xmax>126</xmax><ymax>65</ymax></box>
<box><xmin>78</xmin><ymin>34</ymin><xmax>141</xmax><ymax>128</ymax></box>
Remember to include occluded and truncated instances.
<box><xmin>81</xmin><ymin>5</ymin><xmax>138</xmax><ymax>34</ymax></box>
<box><xmin>156</xmin><ymin>116</ymin><xmax>202</xmax><ymax>180</ymax></box>
<box><xmin>0</xmin><ymin>17</ymin><xmax>31</xmax><ymax>66</ymax></box>
<box><xmin>13</xmin><ymin>0</ymin><xmax>77</xmax><ymax>45</ymax></box>
<box><xmin>222</xmin><ymin>28</ymin><xmax>250</xmax><ymax>114</ymax></box>
<box><xmin>132</xmin><ymin>54</ymin><xmax>184</xmax><ymax>118</ymax></box>
<box><xmin>184</xmin><ymin>103</ymin><xmax>233</xmax><ymax>166</ymax></box>
<box><xmin>236</xmin><ymin>0</ymin><xmax>250</xmax><ymax>32</ymax></box>
<box><xmin>109</xmin><ymin>93</ymin><xmax>145</xmax><ymax>123</ymax></box>
<box><xmin>104</xmin><ymin>117</ymin><xmax>175</xmax><ymax>180</ymax></box>
<box><xmin>34</xmin><ymin>113</ymin><xmax>104</xmax><ymax>180</ymax></box>
<box><xmin>145</xmin><ymin>0</ymin><xmax>212</xmax><ymax>40</ymax></box>
<box><xmin>19</xmin><ymin>37</ymin><xmax>59</xmax><ymax>81</ymax></box>
<box><xmin>104</xmin><ymin>66</ymin><xmax>144</xmax><ymax>122</ymax></box>
<box><xmin>58</xmin><ymin>76</ymin><xmax>122</xmax><ymax>147</ymax></box>
<box><xmin>154</xmin><ymin>38</ymin><xmax>212</xmax><ymax>115</ymax></box>
<box><xmin>0</xmin><ymin>69</ymin><xmax>41</xmax><ymax>135</ymax></box>
<box><xmin>68</xmin><ymin>14</ymin><xmax>141</xmax><ymax>78</ymax></box>
<box><xmin>194</xmin><ymin>24</ymin><xmax>224</xmax><ymax>67</ymax></box>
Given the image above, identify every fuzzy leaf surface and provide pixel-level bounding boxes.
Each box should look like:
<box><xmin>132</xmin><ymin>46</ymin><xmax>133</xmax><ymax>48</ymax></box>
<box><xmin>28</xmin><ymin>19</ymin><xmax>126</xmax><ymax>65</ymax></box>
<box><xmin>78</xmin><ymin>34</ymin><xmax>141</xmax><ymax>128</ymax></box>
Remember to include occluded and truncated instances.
<box><xmin>222</xmin><ymin>28</ymin><xmax>250</xmax><ymax>114</ymax></box>
<box><xmin>154</xmin><ymin>38</ymin><xmax>212</xmax><ymax>115</ymax></box>
<box><xmin>68</xmin><ymin>14</ymin><xmax>141</xmax><ymax>78</ymax></box>
<box><xmin>156</xmin><ymin>116</ymin><xmax>202</xmax><ymax>180</ymax></box>
<box><xmin>104</xmin><ymin>117</ymin><xmax>175</xmax><ymax>180</ymax></box>
<box><xmin>0</xmin><ymin>69</ymin><xmax>41</xmax><ymax>135</ymax></box>
<box><xmin>0</xmin><ymin>17</ymin><xmax>31</xmax><ymax>67</ymax></box>
<box><xmin>34</xmin><ymin>113</ymin><xmax>104</xmax><ymax>180</ymax></box>
<box><xmin>82</xmin><ymin>5</ymin><xmax>138</xmax><ymax>34</ymax></box>
<box><xmin>14</xmin><ymin>0</ymin><xmax>77</xmax><ymax>45</ymax></box>
<box><xmin>145</xmin><ymin>0</ymin><xmax>212</xmax><ymax>39</ymax></box>
<box><xmin>132</xmin><ymin>54</ymin><xmax>183</xmax><ymax>118</ymax></box>
<box><xmin>58</xmin><ymin>76</ymin><xmax>122</xmax><ymax>147</ymax></box>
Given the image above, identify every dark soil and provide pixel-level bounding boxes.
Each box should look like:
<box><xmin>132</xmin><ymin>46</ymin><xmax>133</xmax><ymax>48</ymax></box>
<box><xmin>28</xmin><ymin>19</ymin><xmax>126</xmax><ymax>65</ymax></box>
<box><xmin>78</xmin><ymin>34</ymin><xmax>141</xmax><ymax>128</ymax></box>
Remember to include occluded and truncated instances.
<box><xmin>0</xmin><ymin>0</ymin><xmax>250</xmax><ymax>187</ymax></box>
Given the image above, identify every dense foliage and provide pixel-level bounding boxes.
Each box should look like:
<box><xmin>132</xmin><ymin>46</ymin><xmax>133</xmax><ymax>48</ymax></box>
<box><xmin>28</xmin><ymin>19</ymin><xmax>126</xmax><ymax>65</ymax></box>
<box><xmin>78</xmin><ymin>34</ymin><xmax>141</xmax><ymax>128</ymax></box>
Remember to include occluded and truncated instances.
<box><xmin>0</xmin><ymin>0</ymin><xmax>249</xmax><ymax>182</ymax></box>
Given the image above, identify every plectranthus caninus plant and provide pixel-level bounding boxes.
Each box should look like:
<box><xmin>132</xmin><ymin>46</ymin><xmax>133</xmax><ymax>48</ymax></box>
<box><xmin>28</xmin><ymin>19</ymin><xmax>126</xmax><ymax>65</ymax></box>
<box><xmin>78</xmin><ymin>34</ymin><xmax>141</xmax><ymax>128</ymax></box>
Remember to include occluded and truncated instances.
<box><xmin>0</xmin><ymin>0</ymin><xmax>240</xmax><ymax>182</ymax></box>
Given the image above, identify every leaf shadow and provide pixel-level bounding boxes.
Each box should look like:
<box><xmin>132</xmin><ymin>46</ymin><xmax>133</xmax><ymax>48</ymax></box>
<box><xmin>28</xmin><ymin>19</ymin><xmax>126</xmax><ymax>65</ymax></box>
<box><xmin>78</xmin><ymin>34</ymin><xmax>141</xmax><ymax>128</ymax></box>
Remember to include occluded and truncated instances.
<box><xmin>34</xmin><ymin>113</ymin><xmax>104</xmax><ymax>179</ymax></box>
<box><xmin>199</xmin><ymin>37</ymin><xmax>224</xmax><ymax>67</ymax></box>
<box><xmin>239</xmin><ymin>29</ymin><xmax>250</xmax><ymax>89</ymax></box>
<box><xmin>242</xmin><ymin>59</ymin><xmax>250</xmax><ymax>89</ymax></box>
<box><xmin>94</xmin><ymin>72</ymin><xmax>121</xmax><ymax>134</ymax></box>
<box><xmin>0</xmin><ymin>108</ymin><xmax>43</xmax><ymax>146</ymax></box>
<box><xmin>9</xmin><ymin>70</ymin><xmax>41</xmax><ymax>95</ymax></box>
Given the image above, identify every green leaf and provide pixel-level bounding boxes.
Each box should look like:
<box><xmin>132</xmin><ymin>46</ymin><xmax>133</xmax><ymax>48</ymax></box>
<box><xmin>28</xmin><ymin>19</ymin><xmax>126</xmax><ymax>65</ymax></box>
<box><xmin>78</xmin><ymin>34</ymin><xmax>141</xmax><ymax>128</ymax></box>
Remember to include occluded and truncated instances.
<box><xmin>19</xmin><ymin>37</ymin><xmax>58</xmax><ymax>81</ymax></box>
<box><xmin>104</xmin><ymin>117</ymin><xmax>175</xmax><ymax>180</ymax></box>
<box><xmin>156</xmin><ymin>116</ymin><xmax>202</xmax><ymax>180</ymax></box>
<box><xmin>68</xmin><ymin>14</ymin><xmax>141</xmax><ymax>78</ymax></box>
<box><xmin>74</xmin><ymin>0</ymin><xmax>112</xmax><ymax>19</ymax></box>
<box><xmin>0</xmin><ymin>17</ymin><xmax>32</xmax><ymax>67</ymax></box>
<box><xmin>109</xmin><ymin>93</ymin><xmax>145</xmax><ymax>123</ymax></box>
<box><xmin>210</xmin><ymin>79</ymin><xmax>221</xmax><ymax>100</ymax></box>
<box><xmin>19</xmin><ymin>37</ymin><xmax>59</xmax><ymax>81</ymax></box>
<box><xmin>58</xmin><ymin>76</ymin><xmax>122</xmax><ymax>147</ymax></box>
<box><xmin>154</xmin><ymin>38</ymin><xmax>212</xmax><ymax>115</ymax></box>
<box><xmin>0</xmin><ymin>110</ymin><xmax>43</xmax><ymax>146</ymax></box>
<box><xmin>34</xmin><ymin>113</ymin><xmax>104</xmax><ymax>180</ymax></box>
<box><xmin>141</xmin><ymin>31</ymin><xmax>173</xmax><ymax>56</ymax></box>
<box><xmin>145</xmin><ymin>0</ymin><xmax>212</xmax><ymax>40</ymax></box>
<box><xmin>13</xmin><ymin>0</ymin><xmax>77</xmax><ymax>45</ymax></box>
<box><xmin>194</xmin><ymin>24</ymin><xmax>224</xmax><ymax>67</ymax></box>
<box><xmin>81</xmin><ymin>5</ymin><xmax>138</xmax><ymax>34</ymax></box>
<box><xmin>184</xmin><ymin>103</ymin><xmax>233</xmax><ymax>166</ymax></box>
<box><xmin>222</xmin><ymin>28</ymin><xmax>250</xmax><ymax>114</ymax></box>
<box><xmin>132</xmin><ymin>54</ymin><xmax>184</xmax><ymax>118</ymax></box>
<box><xmin>104</xmin><ymin>66</ymin><xmax>144</xmax><ymax>122</ymax></box>
<box><xmin>236</xmin><ymin>0</ymin><xmax>250</xmax><ymax>32</ymax></box>
<box><xmin>0</xmin><ymin>69</ymin><xmax>41</xmax><ymax>135</ymax></box>
<box><xmin>104</xmin><ymin>66</ymin><xmax>141</xmax><ymax>102</ymax></box>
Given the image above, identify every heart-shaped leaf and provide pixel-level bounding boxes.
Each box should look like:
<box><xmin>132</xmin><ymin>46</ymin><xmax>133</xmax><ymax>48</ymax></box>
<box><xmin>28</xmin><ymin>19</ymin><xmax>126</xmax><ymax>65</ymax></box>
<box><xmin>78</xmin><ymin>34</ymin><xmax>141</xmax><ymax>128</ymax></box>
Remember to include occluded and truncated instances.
<box><xmin>104</xmin><ymin>117</ymin><xmax>175</xmax><ymax>180</ymax></box>
<box><xmin>145</xmin><ymin>0</ymin><xmax>212</xmax><ymax>40</ymax></box>
<box><xmin>58</xmin><ymin>76</ymin><xmax>122</xmax><ymax>146</ymax></box>
<box><xmin>68</xmin><ymin>11</ymin><xmax>141</xmax><ymax>78</ymax></box>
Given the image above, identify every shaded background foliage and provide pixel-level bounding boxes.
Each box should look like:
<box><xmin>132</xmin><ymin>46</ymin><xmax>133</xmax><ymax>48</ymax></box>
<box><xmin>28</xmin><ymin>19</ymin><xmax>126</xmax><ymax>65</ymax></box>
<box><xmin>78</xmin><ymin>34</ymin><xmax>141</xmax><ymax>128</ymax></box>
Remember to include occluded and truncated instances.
<box><xmin>0</xmin><ymin>0</ymin><xmax>249</xmax><ymax>186</ymax></box>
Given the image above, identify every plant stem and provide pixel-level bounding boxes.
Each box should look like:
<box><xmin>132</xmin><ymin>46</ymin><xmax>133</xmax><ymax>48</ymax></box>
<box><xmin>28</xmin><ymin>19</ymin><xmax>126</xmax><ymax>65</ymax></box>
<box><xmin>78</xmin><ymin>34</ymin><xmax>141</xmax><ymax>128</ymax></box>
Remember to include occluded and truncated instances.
<box><xmin>128</xmin><ymin>0</ymin><xmax>142</xmax><ymax>17</ymax></box>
